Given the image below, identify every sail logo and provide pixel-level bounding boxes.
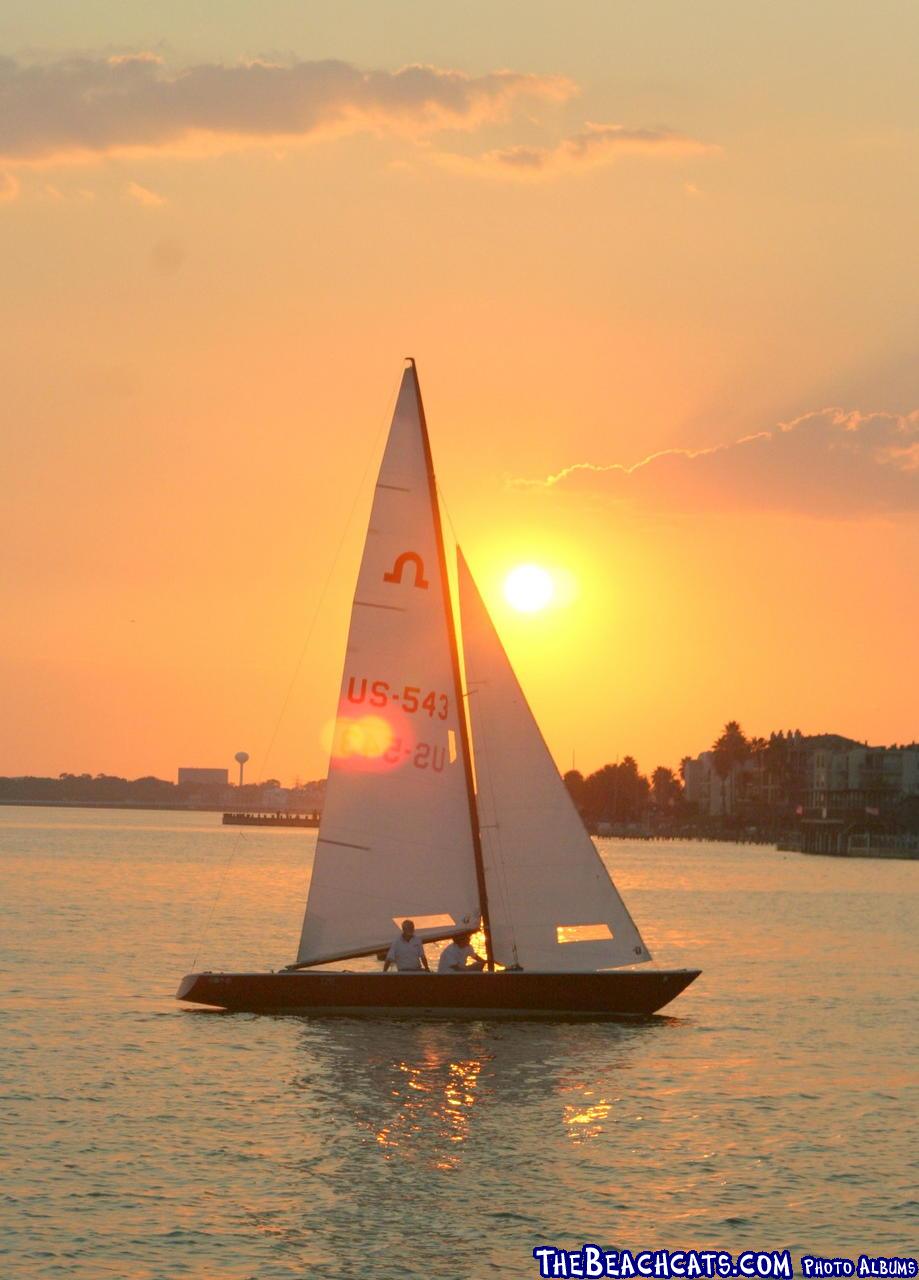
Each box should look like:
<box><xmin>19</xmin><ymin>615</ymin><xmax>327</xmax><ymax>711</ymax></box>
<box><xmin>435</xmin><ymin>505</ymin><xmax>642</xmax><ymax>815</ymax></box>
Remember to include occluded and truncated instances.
<box><xmin>383</xmin><ymin>551</ymin><xmax>429</xmax><ymax>590</ymax></box>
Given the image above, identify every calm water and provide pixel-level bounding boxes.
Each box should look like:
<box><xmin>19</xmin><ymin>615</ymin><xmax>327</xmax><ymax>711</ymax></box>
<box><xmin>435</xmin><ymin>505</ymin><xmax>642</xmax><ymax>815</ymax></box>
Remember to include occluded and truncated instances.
<box><xmin>1</xmin><ymin>807</ymin><xmax>916</xmax><ymax>1280</ymax></box>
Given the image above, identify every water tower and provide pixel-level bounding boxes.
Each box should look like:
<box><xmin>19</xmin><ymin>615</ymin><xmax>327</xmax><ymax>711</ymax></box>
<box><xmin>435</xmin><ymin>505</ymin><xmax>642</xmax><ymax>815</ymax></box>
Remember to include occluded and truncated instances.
<box><xmin>234</xmin><ymin>751</ymin><xmax>250</xmax><ymax>787</ymax></box>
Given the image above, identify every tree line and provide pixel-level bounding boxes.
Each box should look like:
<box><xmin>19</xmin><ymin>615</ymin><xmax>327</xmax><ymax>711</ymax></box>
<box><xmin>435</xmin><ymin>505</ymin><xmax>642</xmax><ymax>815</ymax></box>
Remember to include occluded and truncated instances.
<box><xmin>0</xmin><ymin>773</ymin><xmax>311</xmax><ymax>808</ymax></box>
<box><xmin>561</xmin><ymin>721</ymin><xmax>758</xmax><ymax>827</ymax></box>
<box><xmin>563</xmin><ymin>757</ymin><xmax>678</xmax><ymax>827</ymax></box>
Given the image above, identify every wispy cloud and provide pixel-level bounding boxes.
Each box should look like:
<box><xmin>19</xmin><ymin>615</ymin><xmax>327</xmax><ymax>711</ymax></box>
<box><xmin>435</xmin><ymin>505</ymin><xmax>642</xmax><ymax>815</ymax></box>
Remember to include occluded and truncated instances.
<box><xmin>0</xmin><ymin>170</ymin><xmax>19</xmax><ymax>201</ymax></box>
<box><xmin>40</xmin><ymin>183</ymin><xmax>95</xmax><ymax>203</ymax></box>
<box><xmin>125</xmin><ymin>180</ymin><xmax>166</xmax><ymax>206</ymax></box>
<box><xmin>439</xmin><ymin>121</ymin><xmax>721</xmax><ymax>179</ymax></box>
<box><xmin>0</xmin><ymin>54</ymin><xmax>575</xmax><ymax>166</ymax></box>
<box><xmin>516</xmin><ymin>410</ymin><xmax>919</xmax><ymax>517</ymax></box>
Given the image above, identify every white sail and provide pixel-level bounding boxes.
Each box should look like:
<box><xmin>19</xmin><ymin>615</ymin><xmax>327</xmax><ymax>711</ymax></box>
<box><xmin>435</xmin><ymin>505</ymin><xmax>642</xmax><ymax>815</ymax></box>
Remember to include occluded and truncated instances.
<box><xmin>458</xmin><ymin>550</ymin><xmax>652</xmax><ymax>972</ymax></box>
<box><xmin>297</xmin><ymin>366</ymin><xmax>480</xmax><ymax>965</ymax></box>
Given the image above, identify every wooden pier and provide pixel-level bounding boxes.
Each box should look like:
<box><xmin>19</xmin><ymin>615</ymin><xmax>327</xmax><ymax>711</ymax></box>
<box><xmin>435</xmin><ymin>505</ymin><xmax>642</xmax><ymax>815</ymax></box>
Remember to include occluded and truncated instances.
<box><xmin>222</xmin><ymin>811</ymin><xmax>320</xmax><ymax>828</ymax></box>
<box><xmin>784</xmin><ymin>819</ymin><xmax>919</xmax><ymax>859</ymax></box>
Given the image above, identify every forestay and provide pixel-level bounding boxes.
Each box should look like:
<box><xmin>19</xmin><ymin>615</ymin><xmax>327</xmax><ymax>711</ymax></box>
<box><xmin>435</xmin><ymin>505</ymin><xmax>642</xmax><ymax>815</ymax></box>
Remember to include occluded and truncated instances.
<box><xmin>458</xmin><ymin>551</ymin><xmax>652</xmax><ymax>972</ymax></box>
<box><xmin>297</xmin><ymin>367</ymin><xmax>480</xmax><ymax>966</ymax></box>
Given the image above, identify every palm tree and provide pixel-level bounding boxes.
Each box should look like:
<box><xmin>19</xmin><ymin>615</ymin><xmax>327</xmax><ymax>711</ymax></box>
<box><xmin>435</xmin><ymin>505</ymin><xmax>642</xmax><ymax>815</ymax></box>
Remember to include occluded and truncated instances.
<box><xmin>563</xmin><ymin>770</ymin><xmax>587</xmax><ymax>815</ymax></box>
<box><xmin>764</xmin><ymin>732</ymin><xmax>791</xmax><ymax>812</ymax></box>
<box><xmin>651</xmin><ymin>766</ymin><xmax>681</xmax><ymax>809</ymax></box>
<box><xmin>745</xmin><ymin>737</ymin><xmax>768</xmax><ymax>812</ymax></box>
<box><xmin>712</xmin><ymin>721</ymin><xmax>750</xmax><ymax>816</ymax></box>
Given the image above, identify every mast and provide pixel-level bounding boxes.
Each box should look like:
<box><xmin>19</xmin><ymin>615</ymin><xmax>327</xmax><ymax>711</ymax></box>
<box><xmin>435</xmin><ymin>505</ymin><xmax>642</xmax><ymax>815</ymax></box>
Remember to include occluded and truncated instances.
<box><xmin>408</xmin><ymin>358</ymin><xmax>495</xmax><ymax>970</ymax></box>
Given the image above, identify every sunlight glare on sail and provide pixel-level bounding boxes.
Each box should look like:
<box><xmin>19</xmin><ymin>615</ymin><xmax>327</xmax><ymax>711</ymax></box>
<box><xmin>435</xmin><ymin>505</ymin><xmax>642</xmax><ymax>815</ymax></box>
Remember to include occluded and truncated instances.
<box><xmin>322</xmin><ymin>713</ymin><xmax>398</xmax><ymax>769</ymax></box>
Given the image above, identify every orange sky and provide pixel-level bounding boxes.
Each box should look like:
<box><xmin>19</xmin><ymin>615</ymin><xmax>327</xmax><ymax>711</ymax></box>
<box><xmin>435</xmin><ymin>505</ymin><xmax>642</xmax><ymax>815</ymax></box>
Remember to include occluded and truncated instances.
<box><xmin>1</xmin><ymin>3</ymin><xmax>917</xmax><ymax>783</ymax></box>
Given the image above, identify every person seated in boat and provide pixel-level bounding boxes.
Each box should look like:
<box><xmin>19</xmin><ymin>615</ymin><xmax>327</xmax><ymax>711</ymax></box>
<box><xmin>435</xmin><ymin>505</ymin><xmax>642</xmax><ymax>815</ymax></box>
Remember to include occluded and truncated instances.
<box><xmin>383</xmin><ymin>919</ymin><xmax>430</xmax><ymax>973</ymax></box>
<box><xmin>437</xmin><ymin>931</ymin><xmax>486</xmax><ymax>974</ymax></box>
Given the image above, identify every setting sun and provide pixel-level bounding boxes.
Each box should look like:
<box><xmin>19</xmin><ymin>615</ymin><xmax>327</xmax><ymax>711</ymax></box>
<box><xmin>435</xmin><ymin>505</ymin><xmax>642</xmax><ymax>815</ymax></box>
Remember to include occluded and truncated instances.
<box><xmin>504</xmin><ymin>563</ymin><xmax>555</xmax><ymax>613</ymax></box>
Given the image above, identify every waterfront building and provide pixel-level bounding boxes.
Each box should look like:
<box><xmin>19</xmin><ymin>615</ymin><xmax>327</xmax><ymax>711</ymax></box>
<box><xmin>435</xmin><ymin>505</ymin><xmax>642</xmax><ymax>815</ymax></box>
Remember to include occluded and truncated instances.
<box><xmin>681</xmin><ymin>735</ymin><xmax>919</xmax><ymax>826</ymax></box>
<box><xmin>177</xmin><ymin>767</ymin><xmax>229</xmax><ymax>786</ymax></box>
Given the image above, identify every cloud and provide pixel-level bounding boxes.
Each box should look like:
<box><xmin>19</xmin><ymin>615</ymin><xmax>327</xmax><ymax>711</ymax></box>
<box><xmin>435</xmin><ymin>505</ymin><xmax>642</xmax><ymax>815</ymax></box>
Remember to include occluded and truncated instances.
<box><xmin>439</xmin><ymin>121</ymin><xmax>720</xmax><ymax>179</ymax></box>
<box><xmin>516</xmin><ymin>409</ymin><xmax>919</xmax><ymax>517</ymax></box>
<box><xmin>0</xmin><ymin>53</ymin><xmax>575</xmax><ymax>166</ymax></box>
<box><xmin>0</xmin><ymin>170</ymin><xmax>20</xmax><ymax>201</ymax></box>
<box><xmin>125</xmin><ymin>180</ymin><xmax>166</xmax><ymax>205</ymax></box>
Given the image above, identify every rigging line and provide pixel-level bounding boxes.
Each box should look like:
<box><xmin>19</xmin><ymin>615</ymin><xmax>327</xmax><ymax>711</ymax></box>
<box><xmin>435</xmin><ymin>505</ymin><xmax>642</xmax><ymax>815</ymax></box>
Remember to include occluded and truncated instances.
<box><xmin>436</xmin><ymin>478</ymin><xmax>458</xmax><ymax>539</ymax></box>
<box><xmin>190</xmin><ymin>825</ymin><xmax>247</xmax><ymax>972</ymax></box>
<box><xmin>189</xmin><ymin>379</ymin><xmax>399</xmax><ymax>973</ymax></box>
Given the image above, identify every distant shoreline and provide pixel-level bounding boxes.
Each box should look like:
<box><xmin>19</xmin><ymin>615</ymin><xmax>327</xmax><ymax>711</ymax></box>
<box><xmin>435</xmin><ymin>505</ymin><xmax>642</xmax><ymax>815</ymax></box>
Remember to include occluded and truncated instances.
<box><xmin>0</xmin><ymin>799</ymin><xmax>773</xmax><ymax>844</ymax></box>
<box><xmin>0</xmin><ymin>799</ymin><xmax>230</xmax><ymax>814</ymax></box>
<box><xmin>3</xmin><ymin>801</ymin><xmax>914</xmax><ymax>857</ymax></box>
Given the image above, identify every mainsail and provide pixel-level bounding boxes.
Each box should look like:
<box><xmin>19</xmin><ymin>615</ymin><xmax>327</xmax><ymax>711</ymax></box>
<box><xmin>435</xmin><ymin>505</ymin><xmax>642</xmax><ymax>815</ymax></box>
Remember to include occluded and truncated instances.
<box><xmin>297</xmin><ymin>366</ymin><xmax>481</xmax><ymax>966</ymax></box>
<box><xmin>458</xmin><ymin>550</ymin><xmax>652</xmax><ymax>972</ymax></box>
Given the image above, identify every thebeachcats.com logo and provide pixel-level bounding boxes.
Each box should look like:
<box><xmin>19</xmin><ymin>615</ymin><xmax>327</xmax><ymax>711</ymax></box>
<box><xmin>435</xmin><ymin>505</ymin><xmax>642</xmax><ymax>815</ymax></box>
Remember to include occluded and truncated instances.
<box><xmin>531</xmin><ymin>1248</ymin><xmax>918</xmax><ymax>1279</ymax></box>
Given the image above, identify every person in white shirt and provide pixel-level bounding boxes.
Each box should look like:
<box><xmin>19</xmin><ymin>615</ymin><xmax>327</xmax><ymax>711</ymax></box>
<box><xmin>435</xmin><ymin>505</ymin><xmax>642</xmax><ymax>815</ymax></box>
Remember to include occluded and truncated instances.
<box><xmin>383</xmin><ymin>919</ymin><xmax>430</xmax><ymax>972</ymax></box>
<box><xmin>437</xmin><ymin>931</ymin><xmax>486</xmax><ymax>974</ymax></box>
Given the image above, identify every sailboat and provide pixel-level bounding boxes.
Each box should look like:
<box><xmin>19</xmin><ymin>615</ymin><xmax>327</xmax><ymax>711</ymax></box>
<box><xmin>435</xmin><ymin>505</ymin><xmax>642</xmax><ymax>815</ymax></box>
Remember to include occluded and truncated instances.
<box><xmin>177</xmin><ymin>362</ymin><xmax>700</xmax><ymax>1017</ymax></box>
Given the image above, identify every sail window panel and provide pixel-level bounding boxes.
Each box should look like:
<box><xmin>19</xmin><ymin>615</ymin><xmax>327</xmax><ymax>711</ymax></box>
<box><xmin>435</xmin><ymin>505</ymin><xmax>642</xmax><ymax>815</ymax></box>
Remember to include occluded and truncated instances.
<box><xmin>391</xmin><ymin>914</ymin><xmax>456</xmax><ymax>930</ymax></box>
<box><xmin>556</xmin><ymin>924</ymin><xmax>614</xmax><ymax>944</ymax></box>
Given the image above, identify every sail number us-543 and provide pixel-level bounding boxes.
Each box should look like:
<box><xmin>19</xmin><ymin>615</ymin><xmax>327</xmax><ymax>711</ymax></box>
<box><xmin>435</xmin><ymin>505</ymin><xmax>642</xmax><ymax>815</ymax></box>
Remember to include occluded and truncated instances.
<box><xmin>347</xmin><ymin>676</ymin><xmax>449</xmax><ymax>720</ymax></box>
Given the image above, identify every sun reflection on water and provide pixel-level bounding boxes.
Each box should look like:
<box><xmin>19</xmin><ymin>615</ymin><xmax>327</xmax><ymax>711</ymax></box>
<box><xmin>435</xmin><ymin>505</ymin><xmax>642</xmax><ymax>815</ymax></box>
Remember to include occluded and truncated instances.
<box><xmin>561</xmin><ymin>1086</ymin><xmax>612</xmax><ymax>1142</ymax></box>
<box><xmin>373</xmin><ymin>1048</ymin><xmax>484</xmax><ymax>1171</ymax></box>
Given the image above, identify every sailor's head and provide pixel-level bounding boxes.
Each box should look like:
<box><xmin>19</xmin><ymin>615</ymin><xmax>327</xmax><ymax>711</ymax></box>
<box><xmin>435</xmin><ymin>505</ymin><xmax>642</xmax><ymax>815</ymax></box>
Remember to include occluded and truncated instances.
<box><xmin>401</xmin><ymin>919</ymin><xmax>415</xmax><ymax>940</ymax></box>
<box><xmin>453</xmin><ymin>932</ymin><xmax>471</xmax><ymax>946</ymax></box>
